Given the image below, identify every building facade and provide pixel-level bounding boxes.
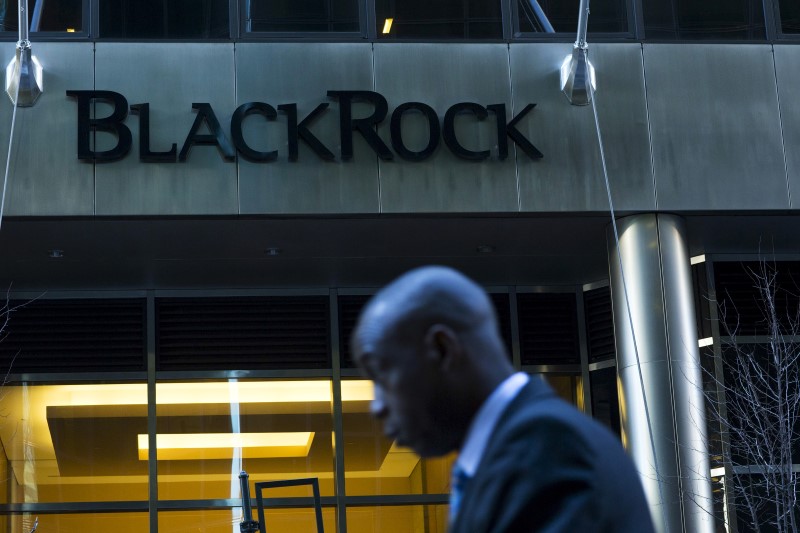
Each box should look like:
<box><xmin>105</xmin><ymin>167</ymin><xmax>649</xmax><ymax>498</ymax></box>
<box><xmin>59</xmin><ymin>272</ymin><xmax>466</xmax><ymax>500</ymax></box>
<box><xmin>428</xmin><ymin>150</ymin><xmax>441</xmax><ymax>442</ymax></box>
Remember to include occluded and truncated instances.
<box><xmin>0</xmin><ymin>1</ymin><xmax>798</xmax><ymax>532</ymax></box>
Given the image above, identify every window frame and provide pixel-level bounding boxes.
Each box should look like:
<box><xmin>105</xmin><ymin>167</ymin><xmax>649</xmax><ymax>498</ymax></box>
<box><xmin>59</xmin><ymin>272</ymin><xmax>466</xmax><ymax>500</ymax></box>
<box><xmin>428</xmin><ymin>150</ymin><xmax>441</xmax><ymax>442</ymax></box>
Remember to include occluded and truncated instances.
<box><xmin>0</xmin><ymin>0</ymin><xmax>793</xmax><ymax>42</ymax></box>
<box><xmin>510</xmin><ymin>0</ymin><xmax>638</xmax><ymax>41</ymax></box>
<box><xmin>238</xmin><ymin>0</ymin><xmax>368</xmax><ymax>41</ymax></box>
<box><xmin>0</xmin><ymin>0</ymin><xmax>90</xmax><ymax>41</ymax></box>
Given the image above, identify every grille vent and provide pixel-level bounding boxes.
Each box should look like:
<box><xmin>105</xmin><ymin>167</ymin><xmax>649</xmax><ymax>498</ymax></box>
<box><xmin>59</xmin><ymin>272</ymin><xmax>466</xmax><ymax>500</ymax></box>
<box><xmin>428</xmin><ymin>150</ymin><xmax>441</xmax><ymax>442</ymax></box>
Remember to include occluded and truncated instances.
<box><xmin>0</xmin><ymin>298</ymin><xmax>146</xmax><ymax>373</ymax></box>
<box><xmin>713</xmin><ymin>261</ymin><xmax>800</xmax><ymax>337</ymax></box>
<box><xmin>584</xmin><ymin>286</ymin><xmax>615</xmax><ymax>363</ymax></box>
<box><xmin>156</xmin><ymin>296</ymin><xmax>330</xmax><ymax>371</ymax></box>
<box><xmin>518</xmin><ymin>292</ymin><xmax>580</xmax><ymax>365</ymax></box>
<box><xmin>337</xmin><ymin>292</ymin><xmax>514</xmax><ymax>368</ymax></box>
<box><xmin>489</xmin><ymin>293</ymin><xmax>513</xmax><ymax>360</ymax></box>
<box><xmin>692</xmin><ymin>262</ymin><xmax>713</xmax><ymax>339</ymax></box>
<box><xmin>338</xmin><ymin>294</ymin><xmax>372</xmax><ymax>368</ymax></box>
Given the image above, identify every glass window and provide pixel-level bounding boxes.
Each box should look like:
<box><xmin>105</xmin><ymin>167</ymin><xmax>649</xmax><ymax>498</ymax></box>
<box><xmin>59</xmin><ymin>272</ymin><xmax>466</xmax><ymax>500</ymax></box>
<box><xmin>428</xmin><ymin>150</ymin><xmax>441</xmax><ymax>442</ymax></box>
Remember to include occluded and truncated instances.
<box><xmin>542</xmin><ymin>374</ymin><xmax>583</xmax><ymax>408</ymax></box>
<box><xmin>245</xmin><ymin>0</ymin><xmax>360</xmax><ymax>33</ymax></box>
<box><xmin>341</xmin><ymin>380</ymin><xmax>455</xmax><ymax>496</ymax></box>
<box><xmin>0</xmin><ymin>382</ymin><xmax>149</xmax><ymax>504</ymax></box>
<box><xmin>1</xmin><ymin>512</ymin><xmax>148</xmax><ymax>532</ymax></box>
<box><xmin>779</xmin><ymin>0</ymin><xmax>800</xmax><ymax>34</ymax></box>
<box><xmin>159</xmin><ymin>508</ymin><xmax>337</xmax><ymax>533</ymax></box>
<box><xmin>642</xmin><ymin>0</ymin><xmax>766</xmax><ymax>40</ymax></box>
<box><xmin>155</xmin><ymin>379</ymin><xmax>336</xmax><ymax>500</ymax></box>
<box><xmin>517</xmin><ymin>293</ymin><xmax>580</xmax><ymax>365</ymax></box>
<box><xmin>346</xmin><ymin>505</ymin><xmax>449</xmax><ymax>533</ymax></box>
<box><xmin>0</xmin><ymin>0</ymin><xmax>83</xmax><ymax>33</ymax></box>
<box><xmin>516</xmin><ymin>0</ymin><xmax>629</xmax><ymax>34</ymax></box>
<box><xmin>376</xmin><ymin>0</ymin><xmax>502</xmax><ymax>39</ymax></box>
<box><xmin>589</xmin><ymin>367</ymin><xmax>621</xmax><ymax>437</ymax></box>
<box><xmin>100</xmin><ymin>0</ymin><xmax>229</xmax><ymax>39</ymax></box>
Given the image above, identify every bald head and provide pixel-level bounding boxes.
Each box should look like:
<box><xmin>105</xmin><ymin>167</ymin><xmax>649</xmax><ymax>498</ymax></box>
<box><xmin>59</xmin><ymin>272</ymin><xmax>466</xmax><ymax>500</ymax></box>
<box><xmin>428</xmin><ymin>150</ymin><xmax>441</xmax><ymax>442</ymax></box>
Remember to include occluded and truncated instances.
<box><xmin>352</xmin><ymin>266</ymin><xmax>514</xmax><ymax>456</ymax></box>
<box><xmin>357</xmin><ymin>266</ymin><xmax>500</xmax><ymax>350</ymax></box>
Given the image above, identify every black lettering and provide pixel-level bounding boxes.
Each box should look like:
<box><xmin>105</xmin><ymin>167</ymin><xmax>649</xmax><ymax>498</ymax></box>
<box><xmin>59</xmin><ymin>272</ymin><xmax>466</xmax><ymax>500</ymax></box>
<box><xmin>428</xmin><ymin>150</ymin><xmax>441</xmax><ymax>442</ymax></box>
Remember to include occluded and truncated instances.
<box><xmin>443</xmin><ymin>103</ymin><xmax>490</xmax><ymax>161</ymax></box>
<box><xmin>179</xmin><ymin>103</ymin><xmax>236</xmax><ymax>162</ymax></box>
<box><xmin>130</xmin><ymin>103</ymin><xmax>177</xmax><ymax>163</ymax></box>
<box><xmin>327</xmin><ymin>91</ymin><xmax>393</xmax><ymax>161</ymax></box>
<box><xmin>390</xmin><ymin>102</ymin><xmax>440</xmax><ymax>162</ymax></box>
<box><xmin>66</xmin><ymin>90</ymin><xmax>132</xmax><ymax>162</ymax></box>
<box><xmin>278</xmin><ymin>103</ymin><xmax>335</xmax><ymax>162</ymax></box>
<box><xmin>231</xmin><ymin>102</ymin><xmax>278</xmax><ymax>162</ymax></box>
<box><xmin>489</xmin><ymin>103</ymin><xmax>543</xmax><ymax>160</ymax></box>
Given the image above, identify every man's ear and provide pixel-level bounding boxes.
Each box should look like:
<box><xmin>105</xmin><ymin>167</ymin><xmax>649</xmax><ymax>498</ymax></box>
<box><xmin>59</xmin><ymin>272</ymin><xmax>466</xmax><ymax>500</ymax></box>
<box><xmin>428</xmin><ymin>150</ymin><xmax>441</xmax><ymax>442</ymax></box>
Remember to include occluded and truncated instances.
<box><xmin>423</xmin><ymin>324</ymin><xmax>461</xmax><ymax>368</ymax></box>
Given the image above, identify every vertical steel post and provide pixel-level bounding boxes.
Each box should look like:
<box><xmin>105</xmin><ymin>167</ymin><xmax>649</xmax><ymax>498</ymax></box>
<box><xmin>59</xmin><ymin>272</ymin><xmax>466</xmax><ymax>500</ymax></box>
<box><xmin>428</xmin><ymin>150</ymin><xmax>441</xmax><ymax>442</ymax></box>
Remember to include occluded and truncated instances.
<box><xmin>608</xmin><ymin>214</ymin><xmax>715</xmax><ymax>533</ymax></box>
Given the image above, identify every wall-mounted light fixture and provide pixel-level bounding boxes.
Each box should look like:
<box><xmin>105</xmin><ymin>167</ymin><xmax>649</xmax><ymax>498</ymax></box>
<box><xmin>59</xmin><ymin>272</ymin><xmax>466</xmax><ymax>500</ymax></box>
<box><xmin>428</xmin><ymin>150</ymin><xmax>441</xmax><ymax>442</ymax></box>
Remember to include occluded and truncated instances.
<box><xmin>559</xmin><ymin>0</ymin><xmax>595</xmax><ymax>106</ymax></box>
<box><xmin>6</xmin><ymin>0</ymin><xmax>43</xmax><ymax>107</ymax></box>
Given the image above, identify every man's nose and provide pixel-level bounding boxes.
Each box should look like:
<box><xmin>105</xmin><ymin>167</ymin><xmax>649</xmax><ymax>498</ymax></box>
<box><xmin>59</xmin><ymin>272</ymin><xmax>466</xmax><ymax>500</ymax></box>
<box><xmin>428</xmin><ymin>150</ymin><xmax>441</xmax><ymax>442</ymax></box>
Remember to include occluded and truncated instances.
<box><xmin>370</xmin><ymin>386</ymin><xmax>388</xmax><ymax>419</ymax></box>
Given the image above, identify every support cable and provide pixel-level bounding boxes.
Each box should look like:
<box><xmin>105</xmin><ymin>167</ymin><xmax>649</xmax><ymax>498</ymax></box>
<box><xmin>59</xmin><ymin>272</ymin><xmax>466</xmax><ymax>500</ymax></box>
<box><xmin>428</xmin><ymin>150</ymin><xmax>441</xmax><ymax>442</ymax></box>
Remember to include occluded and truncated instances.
<box><xmin>590</xmin><ymin>87</ymin><xmax>669</xmax><ymax>533</ymax></box>
<box><xmin>0</xmin><ymin>71</ymin><xmax>20</xmax><ymax>231</ymax></box>
<box><xmin>558</xmin><ymin>0</ymin><xmax>669</xmax><ymax>529</ymax></box>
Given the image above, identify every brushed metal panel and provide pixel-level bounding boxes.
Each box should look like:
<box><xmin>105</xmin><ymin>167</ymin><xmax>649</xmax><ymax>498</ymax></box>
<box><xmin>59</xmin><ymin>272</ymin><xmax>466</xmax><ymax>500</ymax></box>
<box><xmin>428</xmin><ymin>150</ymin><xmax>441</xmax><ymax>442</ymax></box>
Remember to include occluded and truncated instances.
<box><xmin>645</xmin><ymin>44</ymin><xmax>788</xmax><ymax>210</ymax></box>
<box><xmin>774</xmin><ymin>45</ymin><xmax>800</xmax><ymax>209</ymax></box>
<box><xmin>236</xmin><ymin>43</ymin><xmax>378</xmax><ymax>214</ymax></box>
<box><xmin>375</xmin><ymin>44</ymin><xmax>518</xmax><ymax>213</ymax></box>
<box><xmin>510</xmin><ymin>43</ymin><xmax>654</xmax><ymax>212</ymax></box>
<box><xmin>0</xmin><ymin>43</ymin><xmax>94</xmax><ymax>216</ymax></box>
<box><xmin>95</xmin><ymin>43</ymin><xmax>237</xmax><ymax>215</ymax></box>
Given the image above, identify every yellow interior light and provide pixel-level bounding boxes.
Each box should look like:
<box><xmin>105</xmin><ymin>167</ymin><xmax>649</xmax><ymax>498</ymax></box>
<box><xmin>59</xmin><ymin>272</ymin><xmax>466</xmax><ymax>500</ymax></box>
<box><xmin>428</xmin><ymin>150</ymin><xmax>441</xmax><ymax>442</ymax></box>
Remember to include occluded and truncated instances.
<box><xmin>62</xmin><ymin>380</ymin><xmax>374</xmax><ymax>407</ymax></box>
<box><xmin>65</xmin><ymin>381</ymin><xmax>339</xmax><ymax>406</ymax></box>
<box><xmin>66</xmin><ymin>28</ymin><xmax>76</xmax><ymax>33</ymax></box>
<box><xmin>137</xmin><ymin>432</ymin><xmax>314</xmax><ymax>460</ymax></box>
<box><xmin>382</xmin><ymin>18</ymin><xmax>393</xmax><ymax>34</ymax></box>
<box><xmin>341</xmin><ymin>380</ymin><xmax>373</xmax><ymax>401</ymax></box>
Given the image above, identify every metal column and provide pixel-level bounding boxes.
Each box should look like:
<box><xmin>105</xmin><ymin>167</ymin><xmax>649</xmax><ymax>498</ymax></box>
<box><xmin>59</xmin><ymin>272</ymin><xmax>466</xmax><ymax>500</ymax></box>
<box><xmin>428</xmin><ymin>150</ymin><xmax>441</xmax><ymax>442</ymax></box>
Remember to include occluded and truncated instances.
<box><xmin>607</xmin><ymin>213</ymin><xmax>714</xmax><ymax>533</ymax></box>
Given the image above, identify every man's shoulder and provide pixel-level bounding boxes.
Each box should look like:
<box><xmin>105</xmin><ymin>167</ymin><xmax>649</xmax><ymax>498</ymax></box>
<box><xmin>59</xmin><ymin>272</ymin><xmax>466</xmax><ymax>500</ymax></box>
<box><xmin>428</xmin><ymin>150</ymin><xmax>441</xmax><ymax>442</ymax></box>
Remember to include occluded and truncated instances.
<box><xmin>461</xmin><ymin>378</ymin><xmax>655</xmax><ymax>533</ymax></box>
<box><xmin>481</xmin><ymin>377</ymin><xmax>640</xmax><ymax>493</ymax></box>
<box><xmin>498</xmin><ymin>378</ymin><xmax>615</xmax><ymax>445</ymax></box>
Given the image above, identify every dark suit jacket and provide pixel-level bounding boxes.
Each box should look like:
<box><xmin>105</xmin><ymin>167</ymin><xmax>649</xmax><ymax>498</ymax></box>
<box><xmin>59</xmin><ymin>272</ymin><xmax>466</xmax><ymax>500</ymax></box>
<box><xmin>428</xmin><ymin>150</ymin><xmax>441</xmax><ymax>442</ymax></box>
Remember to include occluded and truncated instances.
<box><xmin>450</xmin><ymin>377</ymin><xmax>655</xmax><ymax>533</ymax></box>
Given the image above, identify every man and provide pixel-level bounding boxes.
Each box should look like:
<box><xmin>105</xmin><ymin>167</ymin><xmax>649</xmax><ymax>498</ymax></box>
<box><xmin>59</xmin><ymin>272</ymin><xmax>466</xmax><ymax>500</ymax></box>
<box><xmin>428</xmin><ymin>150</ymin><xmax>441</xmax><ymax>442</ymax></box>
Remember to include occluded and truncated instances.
<box><xmin>352</xmin><ymin>266</ymin><xmax>654</xmax><ymax>532</ymax></box>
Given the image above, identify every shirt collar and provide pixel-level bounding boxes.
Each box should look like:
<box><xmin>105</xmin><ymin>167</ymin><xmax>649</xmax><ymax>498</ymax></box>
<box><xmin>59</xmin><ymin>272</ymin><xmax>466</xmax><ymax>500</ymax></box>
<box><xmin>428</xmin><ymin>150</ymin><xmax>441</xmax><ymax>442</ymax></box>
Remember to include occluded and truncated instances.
<box><xmin>456</xmin><ymin>372</ymin><xmax>529</xmax><ymax>477</ymax></box>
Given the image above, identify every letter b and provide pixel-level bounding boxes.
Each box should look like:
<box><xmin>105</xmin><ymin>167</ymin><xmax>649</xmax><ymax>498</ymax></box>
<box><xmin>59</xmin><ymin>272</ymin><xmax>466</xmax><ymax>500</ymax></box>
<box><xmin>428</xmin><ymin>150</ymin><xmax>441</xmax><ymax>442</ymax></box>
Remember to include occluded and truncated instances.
<box><xmin>66</xmin><ymin>90</ymin><xmax>132</xmax><ymax>162</ymax></box>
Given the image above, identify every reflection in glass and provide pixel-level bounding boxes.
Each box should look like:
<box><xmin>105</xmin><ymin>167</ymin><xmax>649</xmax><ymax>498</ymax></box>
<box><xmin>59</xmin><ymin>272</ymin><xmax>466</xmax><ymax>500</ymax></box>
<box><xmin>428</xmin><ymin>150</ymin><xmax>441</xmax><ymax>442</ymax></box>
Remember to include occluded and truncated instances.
<box><xmin>159</xmin><ymin>509</ymin><xmax>337</xmax><ymax>533</ymax></box>
<box><xmin>590</xmin><ymin>367</ymin><xmax>621</xmax><ymax>438</ymax></box>
<box><xmin>0</xmin><ymin>382</ymin><xmax>149</xmax><ymax>504</ymax></box>
<box><xmin>100</xmin><ymin>0</ymin><xmax>229</xmax><ymax>38</ymax></box>
<box><xmin>2</xmin><ymin>512</ymin><xmax>148</xmax><ymax>533</ymax></box>
<box><xmin>246</xmin><ymin>0</ymin><xmax>360</xmax><ymax>32</ymax></box>
<box><xmin>346</xmin><ymin>505</ymin><xmax>449</xmax><ymax>533</ymax></box>
<box><xmin>376</xmin><ymin>0</ymin><xmax>502</xmax><ymax>39</ymax></box>
<box><xmin>516</xmin><ymin>0</ymin><xmax>628</xmax><ymax>34</ymax></box>
<box><xmin>780</xmin><ymin>0</ymin><xmax>800</xmax><ymax>33</ymax></box>
<box><xmin>0</xmin><ymin>0</ymin><xmax>82</xmax><ymax>32</ymax></box>
<box><xmin>642</xmin><ymin>0</ymin><xmax>765</xmax><ymax>40</ymax></box>
<box><xmin>342</xmin><ymin>380</ymin><xmax>455</xmax><ymax>496</ymax></box>
<box><xmin>542</xmin><ymin>374</ymin><xmax>582</xmax><ymax>408</ymax></box>
<box><xmin>156</xmin><ymin>379</ymin><xmax>337</xmax><ymax>500</ymax></box>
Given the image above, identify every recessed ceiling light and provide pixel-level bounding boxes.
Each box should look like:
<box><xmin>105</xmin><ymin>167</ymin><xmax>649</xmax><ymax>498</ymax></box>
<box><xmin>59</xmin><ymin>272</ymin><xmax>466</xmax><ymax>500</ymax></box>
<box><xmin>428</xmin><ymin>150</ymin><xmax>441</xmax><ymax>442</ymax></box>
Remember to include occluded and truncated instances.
<box><xmin>48</xmin><ymin>249</ymin><xmax>64</xmax><ymax>259</ymax></box>
<box><xmin>265</xmin><ymin>247</ymin><xmax>282</xmax><ymax>256</ymax></box>
<box><xmin>382</xmin><ymin>18</ymin><xmax>393</xmax><ymax>34</ymax></box>
<box><xmin>137</xmin><ymin>432</ymin><xmax>315</xmax><ymax>460</ymax></box>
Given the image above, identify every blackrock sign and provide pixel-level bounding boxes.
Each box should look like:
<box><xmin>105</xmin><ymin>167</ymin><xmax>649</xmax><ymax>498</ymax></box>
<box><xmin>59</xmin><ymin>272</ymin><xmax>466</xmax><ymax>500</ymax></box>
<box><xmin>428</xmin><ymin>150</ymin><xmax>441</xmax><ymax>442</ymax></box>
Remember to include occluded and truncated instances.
<box><xmin>66</xmin><ymin>90</ymin><xmax>543</xmax><ymax>163</ymax></box>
